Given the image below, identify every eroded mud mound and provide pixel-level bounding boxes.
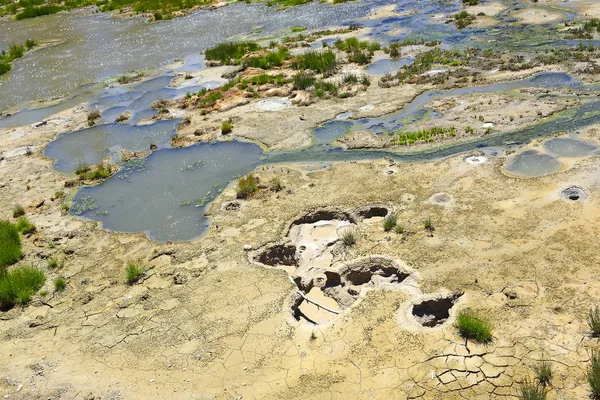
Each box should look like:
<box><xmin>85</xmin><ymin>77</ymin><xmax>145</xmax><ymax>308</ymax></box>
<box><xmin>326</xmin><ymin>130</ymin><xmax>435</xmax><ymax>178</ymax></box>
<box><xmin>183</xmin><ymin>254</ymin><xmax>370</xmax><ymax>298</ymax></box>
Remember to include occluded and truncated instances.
<box><xmin>340</xmin><ymin>257</ymin><xmax>409</xmax><ymax>287</ymax></box>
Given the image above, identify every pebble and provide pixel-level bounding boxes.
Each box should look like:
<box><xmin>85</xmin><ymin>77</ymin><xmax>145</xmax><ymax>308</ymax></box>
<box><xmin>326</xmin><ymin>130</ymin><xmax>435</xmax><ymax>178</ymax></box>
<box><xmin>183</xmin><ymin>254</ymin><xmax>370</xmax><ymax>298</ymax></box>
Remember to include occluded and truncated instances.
<box><xmin>149</xmin><ymin>379</ymin><xmax>155</xmax><ymax>383</ymax></box>
<box><xmin>243</xmin><ymin>244</ymin><xmax>252</xmax><ymax>251</ymax></box>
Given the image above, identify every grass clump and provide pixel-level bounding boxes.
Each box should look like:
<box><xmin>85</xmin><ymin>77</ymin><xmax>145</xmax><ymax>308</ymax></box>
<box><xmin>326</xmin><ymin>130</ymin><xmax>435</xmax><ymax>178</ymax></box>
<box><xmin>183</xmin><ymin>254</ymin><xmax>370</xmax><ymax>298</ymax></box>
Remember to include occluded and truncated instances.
<box><xmin>382</xmin><ymin>214</ymin><xmax>397</xmax><ymax>232</ymax></box>
<box><xmin>518</xmin><ymin>380</ymin><xmax>546</xmax><ymax>400</ymax></box>
<box><xmin>205</xmin><ymin>41</ymin><xmax>259</xmax><ymax>64</ymax></box>
<box><xmin>236</xmin><ymin>174</ymin><xmax>258</xmax><ymax>199</ymax></box>
<box><xmin>589</xmin><ymin>306</ymin><xmax>600</xmax><ymax>337</ymax></box>
<box><xmin>15</xmin><ymin>216</ymin><xmax>36</xmax><ymax>235</ymax></box>
<box><xmin>394</xmin><ymin>224</ymin><xmax>404</xmax><ymax>234</ymax></box>
<box><xmin>589</xmin><ymin>351</ymin><xmax>600</xmax><ymax>399</ymax></box>
<box><xmin>54</xmin><ymin>276</ymin><xmax>66</xmax><ymax>292</ymax></box>
<box><xmin>533</xmin><ymin>360</ymin><xmax>552</xmax><ymax>386</ymax></box>
<box><xmin>340</xmin><ymin>228</ymin><xmax>356</xmax><ymax>246</ymax></box>
<box><xmin>291</xmin><ymin>50</ymin><xmax>337</xmax><ymax>74</ymax></box>
<box><xmin>12</xmin><ymin>204</ymin><xmax>25</xmax><ymax>218</ymax></box>
<box><xmin>125</xmin><ymin>262</ymin><xmax>145</xmax><ymax>285</ymax></box>
<box><xmin>0</xmin><ymin>220</ymin><xmax>22</xmax><ymax>268</ymax></box>
<box><xmin>455</xmin><ymin>310</ymin><xmax>493</xmax><ymax>343</ymax></box>
<box><xmin>0</xmin><ymin>266</ymin><xmax>46</xmax><ymax>310</ymax></box>
<box><xmin>221</xmin><ymin>120</ymin><xmax>232</xmax><ymax>134</ymax></box>
<box><xmin>424</xmin><ymin>217</ymin><xmax>434</xmax><ymax>232</ymax></box>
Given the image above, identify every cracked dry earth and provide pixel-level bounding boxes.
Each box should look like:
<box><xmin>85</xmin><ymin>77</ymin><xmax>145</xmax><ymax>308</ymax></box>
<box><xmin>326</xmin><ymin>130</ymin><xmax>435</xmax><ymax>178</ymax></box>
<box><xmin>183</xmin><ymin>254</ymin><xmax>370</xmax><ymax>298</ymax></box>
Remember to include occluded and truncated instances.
<box><xmin>2</xmin><ymin>120</ymin><xmax>600</xmax><ymax>399</ymax></box>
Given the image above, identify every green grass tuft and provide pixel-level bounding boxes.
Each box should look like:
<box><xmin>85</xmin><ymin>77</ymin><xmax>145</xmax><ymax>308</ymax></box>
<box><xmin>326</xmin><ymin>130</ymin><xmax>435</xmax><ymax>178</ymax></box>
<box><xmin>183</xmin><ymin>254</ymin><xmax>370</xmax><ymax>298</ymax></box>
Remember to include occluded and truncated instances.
<box><xmin>125</xmin><ymin>261</ymin><xmax>145</xmax><ymax>285</ymax></box>
<box><xmin>221</xmin><ymin>120</ymin><xmax>233</xmax><ymax>134</ymax></box>
<box><xmin>15</xmin><ymin>216</ymin><xmax>36</xmax><ymax>235</ymax></box>
<box><xmin>533</xmin><ymin>360</ymin><xmax>552</xmax><ymax>386</ymax></box>
<box><xmin>0</xmin><ymin>266</ymin><xmax>46</xmax><ymax>310</ymax></box>
<box><xmin>455</xmin><ymin>310</ymin><xmax>493</xmax><ymax>343</ymax></box>
<box><xmin>54</xmin><ymin>276</ymin><xmax>66</xmax><ymax>292</ymax></box>
<box><xmin>518</xmin><ymin>379</ymin><xmax>546</xmax><ymax>400</ymax></box>
<box><xmin>12</xmin><ymin>204</ymin><xmax>25</xmax><ymax>218</ymax></box>
<box><xmin>589</xmin><ymin>351</ymin><xmax>600</xmax><ymax>399</ymax></box>
<box><xmin>589</xmin><ymin>306</ymin><xmax>600</xmax><ymax>337</ymax></box>
<box><xmin>382</xmin><ymin>214</ymin><xmax>397</xmax><ymax>232</ymax></box>
<box><xmin>236</xmin><ymin>174</ymin><xmax>259</xmax><ymax>199</ymax></box>
<box><xmin>340</xmin><ymin>228</ymin><xmax>356</xmax><ymax>246</ymax></box>
<box><xmin>0</xmin><ymin>220</ymin><xmax>22</xmax><ymax>268</ymax></box>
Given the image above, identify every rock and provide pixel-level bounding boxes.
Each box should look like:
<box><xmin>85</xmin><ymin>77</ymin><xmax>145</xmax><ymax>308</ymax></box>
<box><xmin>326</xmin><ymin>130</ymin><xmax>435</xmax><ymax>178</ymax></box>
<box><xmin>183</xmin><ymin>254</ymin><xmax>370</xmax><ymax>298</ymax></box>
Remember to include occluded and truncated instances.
<box><xmin>264</xmin><ymin>87</ymin><xmax>293</xmax><ymax>97</ymax></box>
<box><xmin>208</xmin><ymin>1</ymin><xmax>227</xmax><ymax>10</ymax></box>
<box><xmin>32</xmin><ymin>121</ymin><xmax>47</xmax><ymax>128</ymax></box>
<box><xmin>215</xmin><ymin>97</ymin><xmax>250</xmax><ymax>112</ymax></box>
<box><xmin>243</xmin><ymin>244</ymin><xmax>252</xmax><ymax>251</ymax></box>
<box><xmin>29</xmin><ymin>199</ymin><xmax>45</xmax><ymax>209</ymax></box>
<box><xmin>115</xmin><ymin>111</ymin><xmax>131</xmax><ymax>123</ymax></box>
<box><xmin>173</xmin><ymin>272</ymin><xmax>188</xmax><ymax>285</ymax></box>
<box><xmin>503</xmin><ymin>289</ymin><xmax>518</xmax><ymax>299</ymax></box>
<box><xmin>291</xmin><ymin>91</ymin><xmax>313</xmax><ymax>106</ymax></box>
<box><xmin>121</xmin><ymin>149</ymin><xmax>150</xmax><ymax>162</ymax></box>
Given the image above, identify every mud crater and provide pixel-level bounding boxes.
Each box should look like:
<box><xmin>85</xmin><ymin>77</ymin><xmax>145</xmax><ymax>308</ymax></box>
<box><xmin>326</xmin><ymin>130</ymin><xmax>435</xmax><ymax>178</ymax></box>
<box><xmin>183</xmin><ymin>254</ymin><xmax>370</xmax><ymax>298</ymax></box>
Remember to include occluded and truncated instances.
<box><xmin>561</xmin><ymin>186</ymin><xmax>587</xmax><ymax>202</ymax></box>
<box><xmin>411</xmin><ymin>292</ymin><xmax>463</xmax><ymax>327</ymax></box>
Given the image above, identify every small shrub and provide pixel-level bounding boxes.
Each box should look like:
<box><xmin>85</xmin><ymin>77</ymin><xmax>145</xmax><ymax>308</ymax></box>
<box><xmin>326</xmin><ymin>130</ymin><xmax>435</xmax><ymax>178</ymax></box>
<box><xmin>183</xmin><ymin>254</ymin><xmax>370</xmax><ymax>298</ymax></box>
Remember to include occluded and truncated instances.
<box><xmin>382</xmin><ymin>214</ymin><xmax>397</xmax><ymax>232</ymax></box>
<box><xmin>15</xmin><ymin>216</ymin><xmax>36</xmax><ymax>235</ymax></box>
<box><xmin>340</xmin><ymin>228</ymin><xmax>356</xmax><ymax>246</ymax></box>
<box><xmin>12</xmin><ymin>204</ymin><xmax>25</xmax><ymax>218</ymax></box>
<box><xmin>455</xmin><ymin>310</ymin><xmax>493</xmax><ymax>343</ymax></box>
<box><xmin>589</xmin><ymin>351</ymin><xmax>600</xmax><ymax>399</ymax></box>
<box><xmin>47</xmin><ymin>257</ymin><xmax>63</xmax><ymax>269</ymax></box>
<box><xmin>589</xmin><ymin>306</ymin><xmax>600</xmax><ymax>337</ymax></box>
<box><xmin>221</xmin><ymin>120</ymin><xmax>233</xmax><ymax>134</ymax></box>
<box><xmin>0</xmin><ymin>266</ymin><xmax>46</xmax><ymax>309</ymax></box>
<box><xmin>243</xmin><ymin>47</ymin><xmax>290</xmax><ymax>69</ymax></box>
<box><xmin>394</xmin><ymin>224</ymin><xmax>405</xmax><ymax>234</ymax></box>
<box><xmin>236</xmin><ymin>174</ymin><xmax>258</xmax><ymax>199</ymax></box>
<box><xmin>0</xmin><ymin>220</ymin><xmax>22</xmax><ymax>268</ymax></box>
<box><xmin>518</xmin><ymin>379</ymin><xmax>546</xmax><ymax>400</ymax></box>
<box><xmin>533</xmin><ymin>360</ymin><xmax>552</xmax><ymax>386</ymax></box>
<box><xmin>125</xmin><ymin>262</ymin><xmax>144</xmax><ymax>285</ymax></box>
<box><xmin>54</xmin><ymin>276</ymin><xmax>66</xmax><ymax>292</ymax></box>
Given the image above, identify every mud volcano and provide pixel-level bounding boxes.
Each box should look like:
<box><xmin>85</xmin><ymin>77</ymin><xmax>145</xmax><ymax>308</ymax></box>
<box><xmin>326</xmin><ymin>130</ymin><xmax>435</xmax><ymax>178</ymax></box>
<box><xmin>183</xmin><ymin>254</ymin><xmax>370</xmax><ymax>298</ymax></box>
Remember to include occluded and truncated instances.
<box><xmin>561</xmin><ymin>186</ymin><xmax>588</xmax><ymax>201</ymax></box>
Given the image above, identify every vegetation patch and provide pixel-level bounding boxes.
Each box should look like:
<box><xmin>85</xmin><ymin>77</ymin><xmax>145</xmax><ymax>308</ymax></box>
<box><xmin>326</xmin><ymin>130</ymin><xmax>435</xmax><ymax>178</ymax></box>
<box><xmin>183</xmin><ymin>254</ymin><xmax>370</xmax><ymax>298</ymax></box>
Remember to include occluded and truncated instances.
<box><xmin>15</xmin><ymin>4</ymin><xmax>62</xmax><ymax>19</ymax></box>
<box><xmin>291</xmin><ymin>50</ymin><xmax>337</xmax><ymax>74</ymax></box>
<box><xmin>54</xmin><ymin>276</ymin><xmax>66</xmax><ymax>292</ymax></box>
<box><xmin>0</xmin><ymin>266</ymin><xmax>46</xmax><ymax>310</ymax></box>
<box><xmin>0</xmin><ymin>221</ymin><xmax>22</xmax><ymax>269</ymax></box>
<box><xmin>382</xmin><ymin>214</ymin><xmax>397</xmax><ymax>232</ymax></box>
<box><xmin>447</xmin><ymin>11</ymin><xmax>476</xmax><ymax>29</ymax></box>
<box><xmin>242</xmin><ymin>47</ymin><xmax>290</xmax><ymax>69</ymax></box>
<box><xmin>0</xmin><ymin>39</ymin><xmax>37</xmax><ymax>76</ymax></box>
<box><xmin>394</xmin><ymin>126</ymin><xmax>456</xmax><ymax>145</ymax></box>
